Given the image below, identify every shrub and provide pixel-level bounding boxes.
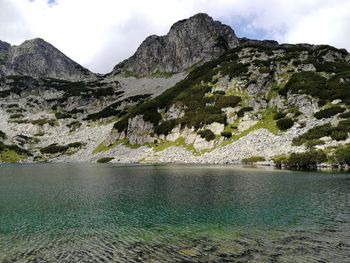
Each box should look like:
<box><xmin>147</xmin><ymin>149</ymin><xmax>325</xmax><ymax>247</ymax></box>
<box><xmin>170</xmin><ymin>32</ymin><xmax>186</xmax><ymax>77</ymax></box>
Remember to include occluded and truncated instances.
<box><xmin>67</xmin><ymin>142</ymin><xmax>83</xmax><ymax>148</ymax></box>
<box><xmin>336</xmin><ymin>119</ymin><xmax>350</xmax><ymax>133</ymax></box>
<box><xmin>40</xmin><ymin>142</ymin><xmax>82</xmax><ymax>154</ymax></box>
<box><xmin>274</xmin><ymin>111</ymin><xmax>287</xmax><ymax>120</ymax></box>
<box><xmin>314</xmin><ymin>106</ymin><xmax>345</xmax><ymax>119</ymax></box>
<box><xmin>276</xmin><ymin>117</ymin><xmax>294</xmax><ymax>130</ymax></box>
<box><xmin>97</xmin><ymin>157</ymin><xmax>114</xmax><ymax>163</ymax></box>
<box><xmin>271</xmin><ymin>155</ymin><xmax>289</xmax><ymax>168</ymax></box>
<box><xmin>242</xmin><ymin>156</ymin><xmax>265</xmax><ymax>164</ymax></box>
<box><xmin>197</xmin><ymin>129</ymin><xmax>216</xmax><ymax>141</ymax></box>
<box><xmin>333</xmin><ymin>145</ymin><xmax>350</xmax><ymax>165</ymax></box>
<box><xmin>85</xmin><ymin>107</ymin><xmax>122</xmax><ymax>121</ymax></box>
<box><xmin>305</xmin><ymin>139</ymin><xmax>325</xmax><ymax>149</ymax></box>
<box><xmin>40</xmin><ymin>144</ymin><xmax>68</xmax><ymax>154</ymax></box>
<box><xmin>9</xmin><ymin>114</ymin><xmax>24</xmax><ymax>119</ymax></box>
<box><xmin>283</xmin><ymin>71</ymin><xmax>350</xmax><ymax>104</ymax></box>
<box><xmin>31</xmin><ymin>119</ymin><xmax>57</xmax><ymax>126</ymax></box>
<box><xmin>292</xmin><ymin>123</ymin><xmax>333</xmax><ymax>146</ymax></box>
<box><xmin>287</xmin><ymin>150</ymin><xmax>327</xmax><ymax>168</ymax></box>
<box><xmin>221</xmin><ymin>131</ymin><xmax>232</xmax><ymax>138</ymax></box>
<box><xmin>0</xmin><ymin>130</ymin><xmax>6</xmax><ymax>140</ymax></box>
<box><xmin>113</xmin><ymin>118</ymin><xmax>129</xmax><ymax>132</ymax></box>
<box><xmin>154</xmin><ymin>120</ymin><xmax>177</xmax><ymax>135</ymax></box>
<box><xmin>339</xmin><ymin>112</ymin><xmax>350</xmax><ymax>119</ymax></box>
<box><xmin>237</xmin><ymin>107</ymin><xmax>253</xmax><ymax>118</ymax></box>
<box><xmin>55</xmin><ymin>112</ymin><xmax>72</xmax><ymax>119</ymax></box>
<box><xmin>66</xmin><ymin>121</ymin><xmax>82</xmax><ymax>131</ymax></box>
<box><xmin>215</xmin><ymin>95</ymin><xmax>242</xmax><ymax>108</ymax></box>
<box><xmin>331</xmin><ymin>130</ymin><xmax>348</xmax><ymax>141</ymax></box>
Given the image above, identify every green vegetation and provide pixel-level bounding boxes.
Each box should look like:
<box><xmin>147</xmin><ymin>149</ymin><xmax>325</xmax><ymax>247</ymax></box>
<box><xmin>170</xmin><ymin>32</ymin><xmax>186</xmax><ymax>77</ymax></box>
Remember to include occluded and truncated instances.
<box><xmin>282</xmin><ymin>71</ymin><xmax>350</xmax><ymax>104</ymax></box>
<box><xmin>271</xmin><ymin>155</ymin><xmax>289</xmax><ymax>168</ymax></box>
<box><xmin>205</xmin><ymin>95</ymin><xmax>242</xmax><ymax>108</ymax></box>
<box><xmin>305</xmin><ymin>139</ymin><xmax>325</xmax><ymax>149</ymax></box>
<box><xmin>221</xmin><ymin>131</ymin><xmax>232</xmax><ymax>139</ymax></box>
<box><xmin>223</xmin><ymin>109</ymin><xmax>279</xmax><ymax>146</ymax></box>
<box><xmin>242</xmin><ymin>156</ymin><xmax>265</xmax><ymax>164</ymax></box>
<box><xmin>333</xmin><ymin>145</ymin><xmax>350</xmax><ymax>166</ymax></box>
<box><xmin>276</xmin><ymin>117</ymin><xmax>294</xmax><ymax>130</ymax></box>
<box><xmin>9</xmin><ymin>114</ymin><xmax>24</xmax><ymax>119</ymax></box>
<box><xmin>40</xmin><ymin>142</ymin><xmax>83</xmax><ymax>154</ymax></box>
<box><xmin>0</xmin><ymin>131</ymin><xmax>6</xmax><ymax>140</ymax></box>
<box><xmin>339</xmin><ymin>112</ymin><xmax>350</xmax><ymax>119</ymax></box>
<box><xmin>287</xmin><ymin>150</ymin><xmax>327</xmax><ymax>168</ymax></box>
<box><xmin>31</xmin><ymin>118</ymin><xmax>57</xmax><ymax>126</ymax></box>
<box><xmin>113</xmin><ymin>47</ymin><xmax>248</xmax><ymax>132</ymax></box>
<box><xmin>237</xmin><ymin>107</ymin><xmax>253</xmax><ymax>117</ymax></box>
<box><xmin>293</xmin><ymin>123</ymin><xmax>333</xmax><ymax>146</ymax></box>
<box><xmin>314</xmin><ymin>106</ymin><xmax>345</xmax><ymax>119</ymax></box>
<box><xmin>154</xmin><ymin>120</ymin><xmax>177</xmax><ymax>135</ymax></box>
<box><xmin>273</xmin><ymin>111</ymin><xmax>287</xmax><ymax>120</ymax></box>
<box><xmin>55</xmin><ymin>112</ymin><xmax>72</xmax><ymax>119</ymax></box>
<box><xmin>0</xmin><ymin>142</ymin><xmax>30</xmax><ymax>162</ymax></box>
<box><xmin>97</xmin><ymin>157</ymin><xmax>114</xmax><ymax>163</ymax></box>
<box><xmin>197</xmin><ymin>129</ymin><xmax>215</xmax><ymax>141</ymax></box>
<box><xmin>272</xmin><ymin>150</ymin><xmax>327</xmax><ymax>168</ymax></box>
<box><xmin>294</xmin><ymin>119</ymin><xmax>350</xmax><ymax>145</ymax></box>
<box><xmin>331</xmin><ymin>130</ymin><xmax>348</xmax><ymax>141</ymax></box>
<box><xmin>66</xmin><ymin>121</ymin><xmax>82</xmax><ymax>131</ymax></box>
<box><xmin>86</xmin><ymin>107</ymin><xmax>123</xmax><ymax>121</ymax></box>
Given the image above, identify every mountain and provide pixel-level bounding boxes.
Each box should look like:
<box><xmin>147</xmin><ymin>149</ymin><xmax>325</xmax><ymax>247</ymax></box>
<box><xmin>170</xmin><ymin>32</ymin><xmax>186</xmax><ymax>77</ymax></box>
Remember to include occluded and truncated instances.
<box><xmin>0</xmin><ymin>38</ymin><xmax>94</xmax><ymax>80</ymax></box>
<box><xmin>0</xmin><ymin>13</ymin><xmax>350</xmax><ymax>167</ymax></box>
<box><xmin>112</xmin><ymin>13</ymin><xmax>239</xmax><ymax>76</ymax></box>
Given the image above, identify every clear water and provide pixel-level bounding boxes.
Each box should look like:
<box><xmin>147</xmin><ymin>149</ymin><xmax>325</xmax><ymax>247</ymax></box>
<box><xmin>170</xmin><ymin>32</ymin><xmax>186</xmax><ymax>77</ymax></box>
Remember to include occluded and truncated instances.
<box><xmin>0</xmin><ymin>164</ymin><xmax>349</xmax><ymax>262</ymax></box>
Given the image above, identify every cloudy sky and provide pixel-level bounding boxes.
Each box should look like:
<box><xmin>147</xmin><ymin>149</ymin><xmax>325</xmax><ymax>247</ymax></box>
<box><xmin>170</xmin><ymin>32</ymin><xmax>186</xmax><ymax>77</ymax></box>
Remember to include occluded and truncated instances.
<box><xmin>1</xmin><ymin>0</ymin><xmax>349</xmax><ymax>73</ymax></box>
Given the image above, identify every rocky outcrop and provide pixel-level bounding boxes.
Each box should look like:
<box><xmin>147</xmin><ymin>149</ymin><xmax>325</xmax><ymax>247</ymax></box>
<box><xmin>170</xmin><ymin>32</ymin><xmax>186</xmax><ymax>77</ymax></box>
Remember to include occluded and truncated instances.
<box><xmin>0</xmin><ymin>38</ymin><xmax>94</xmax><ymax>80</ymax></box>
<box><xmin>112</xmin><ymin>13</ymin><xmax>239</xmax><ymax>76</ymax></box>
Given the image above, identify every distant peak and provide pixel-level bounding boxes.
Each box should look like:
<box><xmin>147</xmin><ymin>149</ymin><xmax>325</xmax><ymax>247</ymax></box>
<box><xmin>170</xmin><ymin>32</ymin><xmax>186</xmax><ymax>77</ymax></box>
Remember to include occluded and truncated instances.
<box><xmin>21</xmin><ymin>38</ymin><xmax>50</xmax><ymax>46</ymax></box>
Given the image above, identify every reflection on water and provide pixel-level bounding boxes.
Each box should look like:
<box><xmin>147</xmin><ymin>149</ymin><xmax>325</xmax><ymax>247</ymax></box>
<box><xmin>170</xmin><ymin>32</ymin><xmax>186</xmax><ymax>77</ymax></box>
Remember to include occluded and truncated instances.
<box><xmin>0</xmin><ymin>164</ymin><xmax>349</xmax><ymax>262</ymax></box>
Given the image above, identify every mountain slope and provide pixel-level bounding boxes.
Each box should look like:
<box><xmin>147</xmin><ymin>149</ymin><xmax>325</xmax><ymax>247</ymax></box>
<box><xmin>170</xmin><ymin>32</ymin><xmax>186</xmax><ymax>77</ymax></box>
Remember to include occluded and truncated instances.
<box><xmin>0</xmin><ymin>38</ymin><xmax>94</xmax><ymax>80</ymax></box>
<box><xmin>0</xmin><ymin>13</ymin><xmax>350</xmax><ymax>165</ymax></box>
<box><xmin>112</xmin><ymin>13</ymin><xmax>239</xmax><ymax>76</ymax></box>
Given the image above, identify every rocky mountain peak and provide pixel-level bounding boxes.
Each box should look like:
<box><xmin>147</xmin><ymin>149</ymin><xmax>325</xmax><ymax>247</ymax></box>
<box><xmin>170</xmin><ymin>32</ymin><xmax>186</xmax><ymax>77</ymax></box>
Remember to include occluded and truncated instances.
<box><xmin>0</xmin><ymin>40</ymin><xmax>11</xmax><ymax>53</ymax></box>
<box><xmin>112</xmin><ymin>13</ymin><xmax>239</xmax><ymax>76</ymax></box>
<box><xmin>0</xmin><ymin>38</ymin><xmax>94</xmax><ymax>80</ymax></box>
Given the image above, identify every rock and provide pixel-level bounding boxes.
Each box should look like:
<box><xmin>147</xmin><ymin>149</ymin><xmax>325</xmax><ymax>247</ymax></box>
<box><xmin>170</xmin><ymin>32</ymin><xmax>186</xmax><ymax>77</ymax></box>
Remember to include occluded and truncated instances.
<box><xmin>193</xmin><ymin>136</ymin><xmax>216</xmax><ymax>151</ymax></box>
<box><xmin>164</xmin><ymin>103</ymin><xmax>185</xmax><ymax>120</ymax></box>
<box><xmin>112</xmin><ymin>13</ymin><xmax>238</xmax><ymax>76</ymax></box>
<box><xmin>346</xmin><ymin>54</ymin><xmax>350</xmax><ymax>63</ymax></box>
<box><xmin>1</xmin><ymin>38</ymin><xmax>93</xmax><ymax>80</ymax></box>
<box><xmin>205</xmin><ymin>122</ymin><xmax>224</xmax><ymax>135</ymax></box>
<box><xmin>331</xmin><ymin>99</ymin><xmax>342</xmax><ymax>105</ymax></box>
<box><xmin>166</xmin><ymin>126</ymin><xmax>181</xmax><ymax>141</ymax></box>
<box><xmin>322</xmin><ymin>51</ymin><xmax>343</xmax><ymax>62</ymax></box>
<box><xmin>127</xmin><ymin>115</ymin><xmax>155</xmax><ymax>145</ymax></box>
<box><xmin>298</xmin><ymin>64</ymin><xmax>316</xmax><ymax>72</ymax></box>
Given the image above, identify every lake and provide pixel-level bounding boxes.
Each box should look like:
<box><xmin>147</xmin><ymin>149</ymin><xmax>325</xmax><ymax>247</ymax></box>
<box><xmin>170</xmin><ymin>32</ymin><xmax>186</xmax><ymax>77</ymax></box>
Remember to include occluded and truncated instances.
<box><xmin>0</xmin><ymin>164</ymin><xmax>349</xmax><ymax>262</ymax></box>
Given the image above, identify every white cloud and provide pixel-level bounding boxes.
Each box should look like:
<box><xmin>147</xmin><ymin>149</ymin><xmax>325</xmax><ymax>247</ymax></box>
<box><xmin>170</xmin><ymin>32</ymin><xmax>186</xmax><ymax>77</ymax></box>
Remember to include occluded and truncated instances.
<box><xmin>0</xmin><ymin>0</ymin><xmax>349</xmax><ymax>73</ymax></box>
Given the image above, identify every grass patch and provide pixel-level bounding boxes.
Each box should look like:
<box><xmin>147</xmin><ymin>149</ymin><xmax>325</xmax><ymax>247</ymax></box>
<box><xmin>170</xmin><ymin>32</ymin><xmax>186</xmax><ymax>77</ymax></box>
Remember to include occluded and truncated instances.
<box><xmin>242</xmin><ymin>156</ymin><xmax>265</xmax><ymax>164</ymax></box>
<box><xmin>97</xmin><ymin>157</ymin><xmax>114</xmax><ymax>163</ymax></box>
<box><xmin>223</xmin><ymin>109</ymin><xmax>279</xmax><ymax>146</ymax></box>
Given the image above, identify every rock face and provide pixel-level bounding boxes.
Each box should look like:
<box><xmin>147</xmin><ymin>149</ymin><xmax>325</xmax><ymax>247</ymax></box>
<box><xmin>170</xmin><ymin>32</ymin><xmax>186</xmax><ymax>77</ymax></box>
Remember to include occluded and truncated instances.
<box><xmin>0</xmin><ymin>38</ymin><xmax>93</xmax><ymax>80</ymax></box>
<box><xmin>112</xmin><ymin>13</ymin><xmax>239</xmax><ymax>76</ymax></box>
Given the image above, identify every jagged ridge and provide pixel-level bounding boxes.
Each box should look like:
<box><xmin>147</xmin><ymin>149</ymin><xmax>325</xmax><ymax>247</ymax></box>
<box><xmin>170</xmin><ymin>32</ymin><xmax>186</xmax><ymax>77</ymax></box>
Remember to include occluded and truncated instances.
<box><xmin>112</xmin><ymin>13</ymin><xmax>239</xmax><ymax>76</ymax></box>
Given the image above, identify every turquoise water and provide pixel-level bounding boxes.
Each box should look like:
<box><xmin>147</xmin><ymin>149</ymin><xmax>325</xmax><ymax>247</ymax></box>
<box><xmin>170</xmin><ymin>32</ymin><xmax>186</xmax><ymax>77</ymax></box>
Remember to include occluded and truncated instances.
<box><xmin>0</xmin><ymin>164</ymin><xmax>349</xmax><ymax>262</ymax></box>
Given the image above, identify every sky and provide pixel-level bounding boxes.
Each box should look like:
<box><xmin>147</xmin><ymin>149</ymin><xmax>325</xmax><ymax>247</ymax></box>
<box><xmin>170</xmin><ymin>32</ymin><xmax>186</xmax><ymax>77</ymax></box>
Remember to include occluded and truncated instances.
<box><xmin>1</xmin><ymin>0</ymin><xmax>349</xmax><ymax>73</ymax></box>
